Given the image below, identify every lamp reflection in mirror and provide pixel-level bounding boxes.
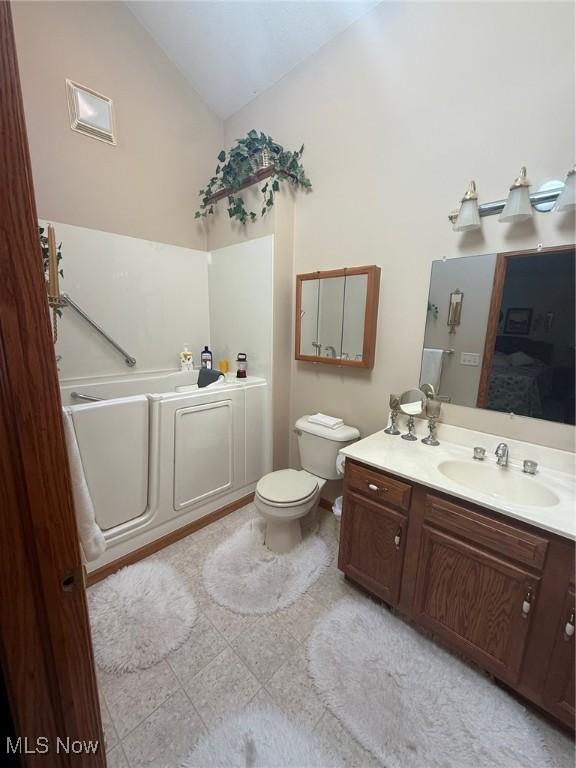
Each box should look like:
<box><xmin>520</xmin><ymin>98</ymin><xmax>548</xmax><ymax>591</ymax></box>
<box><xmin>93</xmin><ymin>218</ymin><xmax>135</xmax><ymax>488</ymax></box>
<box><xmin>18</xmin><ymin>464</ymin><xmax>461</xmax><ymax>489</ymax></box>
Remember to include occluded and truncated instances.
<box><xmin>499</xmin><ymin>166</ymin><xmax>532</xmax><ymax>223</ymax></box>
<box><xmin>554</xmin><ymin>166</ymin><xmax>575</xmax><ymax>212</ymax></box>
<box><xmin>453</xmin><ymin>181</ymin><xmax>480</xmax><ymax>232</ymax></box>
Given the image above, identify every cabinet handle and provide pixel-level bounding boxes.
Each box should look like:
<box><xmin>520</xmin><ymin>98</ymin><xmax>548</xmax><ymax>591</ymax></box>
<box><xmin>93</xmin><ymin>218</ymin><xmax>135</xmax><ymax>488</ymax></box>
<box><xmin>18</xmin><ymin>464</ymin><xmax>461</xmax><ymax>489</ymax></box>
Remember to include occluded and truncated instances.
<box><xmin>367</xmin><ymin>483</ymin><xmax>387</xmax><ymax>494</ymax></box>
<box><xmin>394</xmin><ymin>527</ymin><xmax>402</xmax><ymax>550</ymax></box>
<box><xmin>521</xmin><ymin>587</ymin><xmax>534</xmax><ymax>618</ymax></box>
<box><xmin>563</xmin><ymin>609</ymin><xmax>575</xmax><ymax>641</ymax></box>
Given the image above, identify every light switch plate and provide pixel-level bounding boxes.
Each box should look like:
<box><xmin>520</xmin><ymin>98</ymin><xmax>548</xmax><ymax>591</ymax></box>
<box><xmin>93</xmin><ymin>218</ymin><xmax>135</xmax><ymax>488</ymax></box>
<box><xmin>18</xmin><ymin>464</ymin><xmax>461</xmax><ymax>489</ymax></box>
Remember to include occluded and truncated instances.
<box><xmin>460</xmin><ymin>352</ymin><xmax>480</xmax><ymax>366</ymax></box>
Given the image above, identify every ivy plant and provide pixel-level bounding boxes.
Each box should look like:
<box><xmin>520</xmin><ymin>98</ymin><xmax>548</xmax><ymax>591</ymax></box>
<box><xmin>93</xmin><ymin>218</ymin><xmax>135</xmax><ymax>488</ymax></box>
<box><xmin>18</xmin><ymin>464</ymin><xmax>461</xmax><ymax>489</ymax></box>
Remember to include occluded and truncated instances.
<box><xmin>195</xmin><ymin>130</ymin><xmax>311</xmax><ymax>225</ymax></box>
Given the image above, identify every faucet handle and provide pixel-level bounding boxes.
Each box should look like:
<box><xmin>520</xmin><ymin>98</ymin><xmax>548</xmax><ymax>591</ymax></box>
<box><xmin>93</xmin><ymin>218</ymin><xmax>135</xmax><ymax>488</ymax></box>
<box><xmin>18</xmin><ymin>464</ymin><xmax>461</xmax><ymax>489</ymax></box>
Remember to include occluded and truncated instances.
<box><xmin>523</xmin><ymin>460</ymin><xmax>538</xmax><ymax>475</ymax></box>
<box><xmin>473</xmin><ymin>447</ymin><xmax>486</xmax><ymax>461</ymax></box>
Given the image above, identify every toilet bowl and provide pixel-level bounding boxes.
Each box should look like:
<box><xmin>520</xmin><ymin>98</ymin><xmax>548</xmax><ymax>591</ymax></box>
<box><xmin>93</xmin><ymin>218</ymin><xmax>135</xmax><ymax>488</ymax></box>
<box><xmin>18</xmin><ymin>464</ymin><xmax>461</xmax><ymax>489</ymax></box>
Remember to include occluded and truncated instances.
<box><xmin>255</xmin><ymin>416</ymin><xmax>359</xmax><ymax>553</ymax></box>
<box><xmin>255</xmin><ymin>469</ymin><xmax>325</xmax><ymax>553</ymax></box>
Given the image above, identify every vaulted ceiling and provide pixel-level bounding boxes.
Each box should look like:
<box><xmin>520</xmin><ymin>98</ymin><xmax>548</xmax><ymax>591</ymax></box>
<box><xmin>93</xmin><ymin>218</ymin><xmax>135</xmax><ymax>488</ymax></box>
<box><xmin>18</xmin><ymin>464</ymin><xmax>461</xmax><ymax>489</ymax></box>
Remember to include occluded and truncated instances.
<box><xmin>127</xmin><ymin>1</ymin><xmax>380</xmax><ymax>119</ymax></box>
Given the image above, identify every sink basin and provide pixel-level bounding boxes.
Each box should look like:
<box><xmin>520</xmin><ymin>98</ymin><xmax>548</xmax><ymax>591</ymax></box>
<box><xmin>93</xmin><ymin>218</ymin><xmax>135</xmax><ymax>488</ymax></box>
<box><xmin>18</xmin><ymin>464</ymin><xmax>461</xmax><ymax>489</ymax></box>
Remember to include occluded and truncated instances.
<box><xmin>437</xmin><ymin>460</ymin><xmax>560</xmax><ymax>508</ymax></box>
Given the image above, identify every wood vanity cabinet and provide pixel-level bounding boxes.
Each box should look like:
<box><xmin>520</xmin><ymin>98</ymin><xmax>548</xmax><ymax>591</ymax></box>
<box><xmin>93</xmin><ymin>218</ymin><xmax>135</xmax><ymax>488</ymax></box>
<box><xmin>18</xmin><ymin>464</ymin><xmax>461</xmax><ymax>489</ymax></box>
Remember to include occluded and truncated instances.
<box><xmin>338</xmin><ymin>463</ymin><xmax>411</xmax><ymax>605</ymax></box>
<box><xmin>339</xmin><ymin>458</ymin><xmax>576</xmax><ymax>729</ymax></box>
<box><xmin>543</xmin><ymin>584</ymin><xmax>575</xmax><ymax>723</ymax></box>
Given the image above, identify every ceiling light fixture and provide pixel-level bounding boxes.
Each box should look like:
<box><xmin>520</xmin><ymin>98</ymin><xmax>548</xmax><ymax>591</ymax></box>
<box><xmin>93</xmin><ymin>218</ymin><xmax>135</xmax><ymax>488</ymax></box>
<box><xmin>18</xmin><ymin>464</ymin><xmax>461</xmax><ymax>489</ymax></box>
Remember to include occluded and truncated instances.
<box><xmin>499</xmin><ymin>166</ymin><xmax>532</xmax><ymax>223</ymax></box>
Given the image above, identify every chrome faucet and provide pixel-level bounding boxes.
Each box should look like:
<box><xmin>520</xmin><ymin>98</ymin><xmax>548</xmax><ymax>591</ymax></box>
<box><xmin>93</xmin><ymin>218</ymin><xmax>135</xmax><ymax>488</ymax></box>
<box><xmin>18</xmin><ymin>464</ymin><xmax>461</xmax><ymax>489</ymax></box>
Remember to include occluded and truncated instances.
<box><xmin>495</xmin><ymin>442</ymin><xmax>509</xmax><ymax>467</ymax></box>
<box><xmin>325</xmin><ymin>345</ymin><xmax>337</xmax><ymax>358</ymax></box>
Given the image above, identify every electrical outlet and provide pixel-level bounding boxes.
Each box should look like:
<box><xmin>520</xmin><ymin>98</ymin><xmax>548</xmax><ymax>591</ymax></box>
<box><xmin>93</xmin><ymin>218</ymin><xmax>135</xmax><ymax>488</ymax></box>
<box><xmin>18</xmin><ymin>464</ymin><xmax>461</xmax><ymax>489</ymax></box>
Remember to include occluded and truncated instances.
<box><xmin>460</xmin><ymin>352</ymin><xmax>480</xmax><ymax>366</ymax></box>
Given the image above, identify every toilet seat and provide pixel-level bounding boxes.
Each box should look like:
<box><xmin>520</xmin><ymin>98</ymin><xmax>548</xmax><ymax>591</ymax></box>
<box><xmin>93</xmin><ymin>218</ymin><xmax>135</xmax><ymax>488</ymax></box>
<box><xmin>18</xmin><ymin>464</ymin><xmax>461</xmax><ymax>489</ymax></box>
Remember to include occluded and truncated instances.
<box><xmin>256</xmin><ymin>469</ymin><xmax>318</xmax><ymax>506</ymax></box>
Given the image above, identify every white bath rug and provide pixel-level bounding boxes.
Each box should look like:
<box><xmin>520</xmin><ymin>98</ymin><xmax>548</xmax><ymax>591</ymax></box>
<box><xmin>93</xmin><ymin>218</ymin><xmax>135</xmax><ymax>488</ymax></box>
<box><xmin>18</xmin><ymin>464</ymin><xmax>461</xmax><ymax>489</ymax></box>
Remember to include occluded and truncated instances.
<box><xmin>181</xmin><ymin>707</ymin><xmax>338</xmax><ymax>767</ymax></box>
<box><xmin>308</xmin><ymin>597</ymin><xmax>556</xmax><ymax>768</ymax></box>
<box><xmin>89</xmin><ymin>561</ymin><xmax>197</xmax><ymax>673</ymax></box>
<box><xmin>202</xmin><ymin>515</ymin><xmax>332</xmax><ymax>615</ymax></box>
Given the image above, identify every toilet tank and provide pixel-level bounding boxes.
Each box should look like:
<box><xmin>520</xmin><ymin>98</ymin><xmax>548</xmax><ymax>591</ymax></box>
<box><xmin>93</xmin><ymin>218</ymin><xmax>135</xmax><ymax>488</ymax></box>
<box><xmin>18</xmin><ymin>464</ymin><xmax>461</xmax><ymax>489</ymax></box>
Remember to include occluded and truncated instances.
<box><xmin>295</xmin><ymin>416</ymin><xmax>360</xmax><ymax>480</ymax></box>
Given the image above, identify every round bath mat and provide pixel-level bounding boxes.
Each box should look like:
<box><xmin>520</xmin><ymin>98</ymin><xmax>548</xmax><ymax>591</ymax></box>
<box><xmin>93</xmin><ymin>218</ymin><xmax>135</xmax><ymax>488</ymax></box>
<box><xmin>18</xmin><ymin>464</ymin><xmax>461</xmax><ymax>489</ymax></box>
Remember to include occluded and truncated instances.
<box><xmin>308</xmin><ymin>597</ymin><xmax>555</xmax><ymax>768</ymax></box>
<box><xmin>202</xmin><ymin>516</ymin><xmax>331</xmax><ymax>615</ymax></box>
<box><xmin>182</xmin><ymin>707</ymin><xmax>337</xmax><ymax>768</ymax></box>
<box><xmin>89</xmin><ymin>561</ymin><xmax>197</xmax><ymax>673</ymax></box>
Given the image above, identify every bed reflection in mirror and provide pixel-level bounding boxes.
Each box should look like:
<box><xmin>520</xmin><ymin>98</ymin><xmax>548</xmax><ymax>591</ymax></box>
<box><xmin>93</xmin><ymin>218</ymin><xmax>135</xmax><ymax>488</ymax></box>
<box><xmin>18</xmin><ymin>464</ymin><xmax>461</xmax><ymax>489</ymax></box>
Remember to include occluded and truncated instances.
<box><xmin>420</xmin><ymin>246</ymin><xmax>575</xmax><ymax>425</ymax></box>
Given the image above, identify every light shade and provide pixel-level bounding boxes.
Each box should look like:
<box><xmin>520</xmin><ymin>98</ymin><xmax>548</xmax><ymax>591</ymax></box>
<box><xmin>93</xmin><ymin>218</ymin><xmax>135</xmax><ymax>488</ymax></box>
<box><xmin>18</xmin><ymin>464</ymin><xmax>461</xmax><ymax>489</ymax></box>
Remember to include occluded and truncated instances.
<box><xmin>499</xmin><ymin>166</ymin><xmax>532</xmax><ymax>223</ymax></box>
<box><xmin>453</xmin><ymin>181</ymin><xmax>480</xmax><ymax>232</ymax></box>
<box><xmin>554</xmin><ymin>167</ymin><xmax>575</xmax><ymax>212</ymax></box>
<box><xmin>499</xmin><ymin>186</ymin><xmax>532</xmax><ymax>222</ymax></box>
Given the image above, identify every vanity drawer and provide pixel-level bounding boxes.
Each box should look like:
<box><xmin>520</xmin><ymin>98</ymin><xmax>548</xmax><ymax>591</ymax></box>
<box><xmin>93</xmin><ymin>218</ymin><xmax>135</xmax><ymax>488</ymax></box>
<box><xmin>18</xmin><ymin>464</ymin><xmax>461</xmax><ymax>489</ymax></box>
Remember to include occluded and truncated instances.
<box><xmin>424</xmin><ymin>494</ymin><xmax>549</xmax><ymax>571</ymax></box>
<box><xmin>346</xmin><ymin>462</ymin><xmax>412</xmax><ymax>511</ymax></box>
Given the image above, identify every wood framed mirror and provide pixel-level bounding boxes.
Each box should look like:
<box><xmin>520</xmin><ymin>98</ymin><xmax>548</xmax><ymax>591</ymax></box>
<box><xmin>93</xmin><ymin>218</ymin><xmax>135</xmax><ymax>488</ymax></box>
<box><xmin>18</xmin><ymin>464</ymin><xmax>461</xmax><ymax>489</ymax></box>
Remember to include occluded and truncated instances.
<box><xmin>295</xmin><ymin>265</ymin><xmax>380</xmax><ymax>368</ymax></box>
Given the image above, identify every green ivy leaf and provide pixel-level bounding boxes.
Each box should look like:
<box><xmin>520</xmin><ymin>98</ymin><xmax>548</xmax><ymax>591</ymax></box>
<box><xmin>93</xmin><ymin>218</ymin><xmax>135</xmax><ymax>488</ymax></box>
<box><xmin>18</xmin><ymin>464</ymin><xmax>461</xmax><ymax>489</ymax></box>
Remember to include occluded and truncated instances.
<box><xmin>218</xmin><ymin>150</ymin><xmax>226</xmax><ymax>162</ymax></box>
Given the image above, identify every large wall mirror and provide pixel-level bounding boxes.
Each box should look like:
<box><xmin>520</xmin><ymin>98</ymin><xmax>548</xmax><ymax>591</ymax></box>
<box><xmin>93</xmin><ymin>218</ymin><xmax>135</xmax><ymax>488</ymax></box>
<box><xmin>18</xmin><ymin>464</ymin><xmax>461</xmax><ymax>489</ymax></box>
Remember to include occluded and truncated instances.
<box><xmin>420</xmin><ymin>245</ymin><xmax>575</xmax><ymax>425</ymax></box>
<box><xmin>296</xmin><ymin>265</ymin><xmax>380</xmax><ymax>368</ymax></box>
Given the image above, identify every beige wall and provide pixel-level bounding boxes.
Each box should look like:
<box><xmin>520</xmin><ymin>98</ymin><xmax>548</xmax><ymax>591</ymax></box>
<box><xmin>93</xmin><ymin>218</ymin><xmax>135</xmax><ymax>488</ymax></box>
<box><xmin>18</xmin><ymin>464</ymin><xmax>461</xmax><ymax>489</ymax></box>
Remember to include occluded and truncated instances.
<box><xmin>224</xmin><ymin>1</ymin><xmax>576</xmax><ymax>455</ymax></box>
<box><xmin>13</xmin><ymin>1</ymin><xmax>223</xmax><ymax>250</ymax></box>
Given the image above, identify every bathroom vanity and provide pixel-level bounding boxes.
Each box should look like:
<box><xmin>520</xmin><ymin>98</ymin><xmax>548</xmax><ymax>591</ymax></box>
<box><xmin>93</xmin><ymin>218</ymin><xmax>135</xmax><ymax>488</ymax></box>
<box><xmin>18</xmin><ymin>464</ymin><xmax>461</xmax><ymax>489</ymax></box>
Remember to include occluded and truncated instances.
<box><xmin>338</xmin><ymin>427</ymin><xmax>575</xmax><ymax>729</ymax></box>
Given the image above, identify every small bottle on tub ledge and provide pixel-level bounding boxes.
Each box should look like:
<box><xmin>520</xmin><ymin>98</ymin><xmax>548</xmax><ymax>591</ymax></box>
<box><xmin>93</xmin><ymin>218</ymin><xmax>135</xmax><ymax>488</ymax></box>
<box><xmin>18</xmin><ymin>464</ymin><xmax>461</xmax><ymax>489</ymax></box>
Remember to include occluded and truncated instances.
<box><xmin>179</xmin><ymin>345</ymin><xmax>194</xmax><ymax>372</ymax></box>
<box><xmin>236</xmin><ymin>352</ymin><xmax>248</xmax><ymax>379</ymax></box>
<box><xmin>201</xmin><ymin>345</ymin><xmax>213</xmax><ymax>369</ymax></box>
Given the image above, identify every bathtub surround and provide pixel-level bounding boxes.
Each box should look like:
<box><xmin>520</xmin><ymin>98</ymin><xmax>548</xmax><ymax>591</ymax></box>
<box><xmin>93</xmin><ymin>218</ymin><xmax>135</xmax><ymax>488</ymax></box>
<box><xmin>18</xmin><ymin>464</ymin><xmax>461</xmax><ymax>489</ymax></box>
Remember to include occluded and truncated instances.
<box><xmin>181</xmin><ymin>708</ymin><xmax>336</xmax><ymax>768</ymax></box>
<box><xmin>208</xmin><ymin>236</ymin><xmax>274</xmax><ymax>389</ymax></box>
<box><xmin>41</xmin><ymin>220</ymin><xmax>211</xmax><ymax>381</ymax></box>
<box><xmin>89</xmin><ymin>561</ymin><xmax>197</xmax><ymax>673</ymax></box>
<box><xmin>308</xmin><ymin>598</ymin><xmax>557</xmax><ymax>768</ymax></box>
<box><xmin>202</xmin><ymin>514</ymin><xmax>333</xmax><ymax>615</ymax></box>
<box><xmin>223</xmin><ymin>1</ymin><xmax>575</xmax><ymax>454</ymax></box>
<box><xmin>13</xmin><ymin>1</ymin><xmax>222</xmax><ymax>250</ymax></box>
<box><xmin>47</xmin><ymin>220</ymin><xmax>275</xmax><ymax>386</ymax></box>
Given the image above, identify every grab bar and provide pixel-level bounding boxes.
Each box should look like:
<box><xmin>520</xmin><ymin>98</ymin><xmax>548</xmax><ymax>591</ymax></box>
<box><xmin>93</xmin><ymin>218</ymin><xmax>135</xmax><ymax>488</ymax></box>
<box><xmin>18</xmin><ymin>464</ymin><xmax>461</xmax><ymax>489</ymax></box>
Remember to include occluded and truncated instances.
<box><xmin>61</xmin><ymin>293</ymin><xmax>137</xmax><ymax>367</ymax></box>
<box><xmin>71</xmin><ymin>391</ymin><xmax>104</xmax><ymax>402</ymax></box>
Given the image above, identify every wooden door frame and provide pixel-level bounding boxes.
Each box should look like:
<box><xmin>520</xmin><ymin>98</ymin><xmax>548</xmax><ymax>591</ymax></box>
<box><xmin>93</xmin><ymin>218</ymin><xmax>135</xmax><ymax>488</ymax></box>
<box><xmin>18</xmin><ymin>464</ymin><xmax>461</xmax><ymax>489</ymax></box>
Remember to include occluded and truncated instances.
<box><xmin>0</xmin><ymin>3</ymin><xmax>105</xmax><ymax>764</ymax></box>
<box><xmin>476</xmin><ymin>244</ymin><xmax>576</xmax><ymax>408</ymax></box>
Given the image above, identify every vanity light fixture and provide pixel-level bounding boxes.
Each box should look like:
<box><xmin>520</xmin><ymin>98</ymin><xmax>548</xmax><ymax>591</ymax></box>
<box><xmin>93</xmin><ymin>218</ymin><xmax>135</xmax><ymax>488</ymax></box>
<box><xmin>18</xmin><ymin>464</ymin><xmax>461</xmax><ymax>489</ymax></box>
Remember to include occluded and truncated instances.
<box><xmin>452</xmin><ymin>181</ymin><xmax>481</xmax><ymax>232</ymax></box>
<box><xmin>448</xmin><ymin>166</ymin><xmax>572</xmax><ymax>227</ymax></box>
<box><xmin>554</xmin><ymin>166</ymin><xmax>575</xmax><ymax>212</ymax></box>
<box><xmin>499</xmin><ymin>166</ymin><xmax>532</xmax><ymax>223</ymax></box>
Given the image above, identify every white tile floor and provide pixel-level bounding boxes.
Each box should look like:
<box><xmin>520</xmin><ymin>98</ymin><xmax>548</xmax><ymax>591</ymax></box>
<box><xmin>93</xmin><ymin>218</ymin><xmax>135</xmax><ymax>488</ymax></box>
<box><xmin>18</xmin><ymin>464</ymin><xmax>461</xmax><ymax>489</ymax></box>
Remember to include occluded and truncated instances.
<box><xmin>93</xmin><ymin>503</ymin><xmax>574</xmax><ymax>768</ymax></box>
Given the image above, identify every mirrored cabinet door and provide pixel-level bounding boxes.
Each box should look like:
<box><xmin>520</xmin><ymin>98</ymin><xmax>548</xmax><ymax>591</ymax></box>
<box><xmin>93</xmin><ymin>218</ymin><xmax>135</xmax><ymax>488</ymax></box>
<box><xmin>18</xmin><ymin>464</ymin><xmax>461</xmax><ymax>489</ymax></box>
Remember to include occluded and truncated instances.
<box><xmin>295</xmin><ymin>265</ymin><xmax>380</xmax><ymax>368</ymax></box>
<box><xmin>318</xmin><ymin>276</ymin><xmax>345</xmax><ymax>359</ymax></box>
<box><xmin>299</xmin><ymin>278</ymin><xmax>320</xmax><ymax>356</ymax></box>
<box><xmin>342</xmin><ymin>273</ymin><xmax>368</xmax><ymax>361</ymax></box>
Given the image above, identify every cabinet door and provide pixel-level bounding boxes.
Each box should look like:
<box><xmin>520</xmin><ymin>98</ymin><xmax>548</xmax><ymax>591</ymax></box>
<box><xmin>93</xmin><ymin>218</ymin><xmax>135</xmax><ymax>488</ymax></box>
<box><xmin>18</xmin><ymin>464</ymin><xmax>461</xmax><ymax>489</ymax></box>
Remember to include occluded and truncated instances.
<box><xmin>338</xmin><ymin>492</ymin><xmax>407</xmax><ymax>605</ymax></box>
<box><xmin>543</xmin><ymin>586</ymin><xmax>575</xmax><ymax>727</ymax></box>
<box><xmin>414</xmin><ymin>525</ymin><xmax>539</xmax><ymax>683</ymax></box>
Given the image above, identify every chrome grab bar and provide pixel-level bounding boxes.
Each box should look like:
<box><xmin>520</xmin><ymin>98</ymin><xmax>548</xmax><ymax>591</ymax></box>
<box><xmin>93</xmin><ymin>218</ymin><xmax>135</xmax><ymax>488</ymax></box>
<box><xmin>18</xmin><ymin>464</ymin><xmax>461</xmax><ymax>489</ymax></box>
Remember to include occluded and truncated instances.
<box><xmin>71</xmin><ymin>391</ymin><xmax>104</xmax><ymax>402</ymax></box>
<box><xmin>61</xmin><ymin>293</ymin><xmax>137</xmax><ymax>368</ymax></box>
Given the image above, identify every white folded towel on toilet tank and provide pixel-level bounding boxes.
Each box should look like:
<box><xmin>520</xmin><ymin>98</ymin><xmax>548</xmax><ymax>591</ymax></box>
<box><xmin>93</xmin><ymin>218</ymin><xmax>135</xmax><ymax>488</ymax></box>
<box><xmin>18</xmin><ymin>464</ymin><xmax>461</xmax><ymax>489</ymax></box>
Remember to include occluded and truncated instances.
<box><xmin>62</xmin><ymin>408</ymin><xmax>106</xmax><ymax>562</ymax></box>
<box><xmin>308</xmin><ymin>413</ymin><xmax>344</xmax><ymax>429</ymax></box>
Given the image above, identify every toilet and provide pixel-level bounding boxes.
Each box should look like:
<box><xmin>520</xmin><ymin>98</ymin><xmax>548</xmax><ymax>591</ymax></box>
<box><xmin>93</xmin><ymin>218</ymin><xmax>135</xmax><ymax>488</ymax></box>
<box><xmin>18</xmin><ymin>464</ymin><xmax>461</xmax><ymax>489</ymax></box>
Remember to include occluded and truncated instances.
<box><xmin>255</xmin><ymin>415</ymin><xmax>360</xmax><ymax>553</ymax></box>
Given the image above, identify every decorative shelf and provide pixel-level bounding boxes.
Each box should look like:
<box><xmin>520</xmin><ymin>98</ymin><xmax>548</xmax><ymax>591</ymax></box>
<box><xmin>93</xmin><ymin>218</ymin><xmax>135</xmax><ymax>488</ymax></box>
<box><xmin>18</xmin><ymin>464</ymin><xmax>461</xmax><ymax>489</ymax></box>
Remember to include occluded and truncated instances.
<box><xmin>206</xmin><ymin>166</ymin><xmax>297</xmax><ymax>205</ymax></box>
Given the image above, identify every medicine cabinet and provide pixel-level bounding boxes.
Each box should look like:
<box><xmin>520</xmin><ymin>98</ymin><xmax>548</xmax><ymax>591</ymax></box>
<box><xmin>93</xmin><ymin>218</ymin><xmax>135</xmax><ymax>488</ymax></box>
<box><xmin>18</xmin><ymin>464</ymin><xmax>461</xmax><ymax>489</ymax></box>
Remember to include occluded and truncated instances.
<box><xmin>295</xmin><ymin>265</ymin><xmax>381</xmax><ymax>368</ymax></box>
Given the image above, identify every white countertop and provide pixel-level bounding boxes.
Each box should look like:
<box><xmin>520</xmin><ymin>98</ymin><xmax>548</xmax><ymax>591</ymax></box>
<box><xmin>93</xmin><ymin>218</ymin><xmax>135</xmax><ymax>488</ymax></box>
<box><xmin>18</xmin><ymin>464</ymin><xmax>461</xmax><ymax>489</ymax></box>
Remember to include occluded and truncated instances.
<box><xmin>340</xmin><ymin>421</ymin><xmax>576</xmax><ymax>541</ymax></box>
